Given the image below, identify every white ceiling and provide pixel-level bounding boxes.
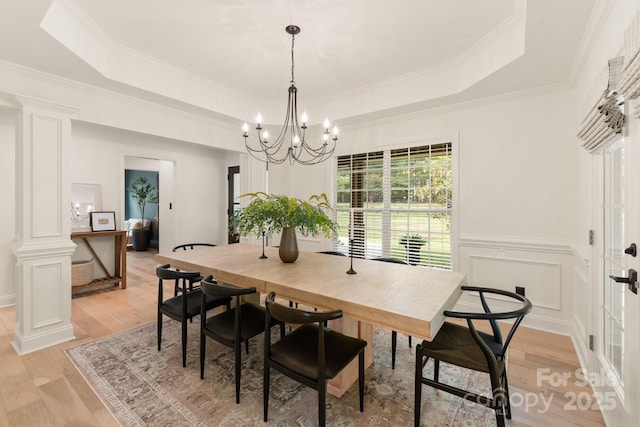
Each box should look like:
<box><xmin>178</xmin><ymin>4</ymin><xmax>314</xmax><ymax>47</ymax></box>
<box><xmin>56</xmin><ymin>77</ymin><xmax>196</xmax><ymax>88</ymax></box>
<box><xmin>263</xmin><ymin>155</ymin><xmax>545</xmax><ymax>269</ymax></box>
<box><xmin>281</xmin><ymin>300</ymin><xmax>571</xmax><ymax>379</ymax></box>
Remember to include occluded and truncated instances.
<box><xmin>0</xmin><ymin>0</ymin><xmax>597</xmax><ymax>123</ymax></box>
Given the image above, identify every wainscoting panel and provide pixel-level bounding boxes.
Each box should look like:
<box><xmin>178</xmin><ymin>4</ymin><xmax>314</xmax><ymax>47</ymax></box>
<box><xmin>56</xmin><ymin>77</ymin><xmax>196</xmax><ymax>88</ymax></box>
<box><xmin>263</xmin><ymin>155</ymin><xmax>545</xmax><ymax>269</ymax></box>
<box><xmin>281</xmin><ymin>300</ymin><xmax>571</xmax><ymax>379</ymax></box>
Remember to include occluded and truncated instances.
<box><xmin>458</xmin><ymin>236</ymin><xmax>576</xmax><ymax>335</ymax></box>
<box><xmin>468</xmin><ymin>255</ymin><xmax>561</xmax><ymax>310</ymax></box>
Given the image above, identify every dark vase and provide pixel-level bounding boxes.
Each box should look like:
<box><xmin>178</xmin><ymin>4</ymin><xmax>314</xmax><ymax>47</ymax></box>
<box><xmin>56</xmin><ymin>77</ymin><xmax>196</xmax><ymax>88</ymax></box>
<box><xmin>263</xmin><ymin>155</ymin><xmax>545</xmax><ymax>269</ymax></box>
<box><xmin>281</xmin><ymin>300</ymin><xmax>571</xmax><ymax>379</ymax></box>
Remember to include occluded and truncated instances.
<box><xmin>279</xmin><ymin>227</ymin><xmax>299</xmax><ymax>263</ymax></box>
<box><xmin>131</xmin><ymin>228</ymin><xmax>151</xmax><ymax>251</ymax></box>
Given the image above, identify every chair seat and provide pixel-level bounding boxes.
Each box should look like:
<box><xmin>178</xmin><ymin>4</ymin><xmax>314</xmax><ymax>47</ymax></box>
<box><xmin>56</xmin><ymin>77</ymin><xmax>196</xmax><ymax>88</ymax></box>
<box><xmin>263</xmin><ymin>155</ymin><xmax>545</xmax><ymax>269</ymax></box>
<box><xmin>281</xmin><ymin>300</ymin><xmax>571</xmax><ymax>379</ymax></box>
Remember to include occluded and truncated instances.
<box><xmin>419</xmin><ymin>322</ymin><xmax>505</xmax><ymax>374</ymax></box>
<box><xmin>203</xmin><ymin>303</ymin><xmax>269</xmax><ymax>343</ymax></box>
<box><xmin>161</xmin><ymin>290</ymin><xmax>229</xmax><ymax>320</ymax></box>
<box><xmin>270</xmin><ymin>324</ymin><xmax>367</xmax><ymax>380</ymax></box>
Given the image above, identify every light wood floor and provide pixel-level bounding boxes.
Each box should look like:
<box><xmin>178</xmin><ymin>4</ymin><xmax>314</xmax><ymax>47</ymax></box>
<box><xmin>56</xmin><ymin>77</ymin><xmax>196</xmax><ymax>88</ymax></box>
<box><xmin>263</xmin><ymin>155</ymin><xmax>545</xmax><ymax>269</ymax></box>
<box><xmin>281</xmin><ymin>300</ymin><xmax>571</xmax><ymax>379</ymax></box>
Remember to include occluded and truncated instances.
<box><xmin>0</xmin><ymin>249</ymin><xmax>605</xmax><ymax>426</ymax></box>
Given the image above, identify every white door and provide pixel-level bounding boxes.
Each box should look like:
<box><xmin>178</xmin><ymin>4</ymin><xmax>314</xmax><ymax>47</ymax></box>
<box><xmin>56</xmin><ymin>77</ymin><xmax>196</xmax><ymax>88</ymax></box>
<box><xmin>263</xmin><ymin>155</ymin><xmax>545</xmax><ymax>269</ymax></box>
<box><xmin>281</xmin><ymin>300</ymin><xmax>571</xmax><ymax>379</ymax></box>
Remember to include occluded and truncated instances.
<box><xmin>593</xmin><ymin>112</ymin><xmax>640</xmax><ymax>426</ymax></box>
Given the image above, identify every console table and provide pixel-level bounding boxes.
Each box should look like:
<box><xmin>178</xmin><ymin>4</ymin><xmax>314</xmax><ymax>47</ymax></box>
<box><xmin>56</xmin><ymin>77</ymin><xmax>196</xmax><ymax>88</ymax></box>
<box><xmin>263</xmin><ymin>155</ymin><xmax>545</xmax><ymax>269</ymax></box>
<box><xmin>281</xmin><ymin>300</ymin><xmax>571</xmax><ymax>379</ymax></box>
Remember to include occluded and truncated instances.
<box><xmin>71</xmin><ymin>230</ymin><xmax>127</xmax><ymax>291</ymax></box>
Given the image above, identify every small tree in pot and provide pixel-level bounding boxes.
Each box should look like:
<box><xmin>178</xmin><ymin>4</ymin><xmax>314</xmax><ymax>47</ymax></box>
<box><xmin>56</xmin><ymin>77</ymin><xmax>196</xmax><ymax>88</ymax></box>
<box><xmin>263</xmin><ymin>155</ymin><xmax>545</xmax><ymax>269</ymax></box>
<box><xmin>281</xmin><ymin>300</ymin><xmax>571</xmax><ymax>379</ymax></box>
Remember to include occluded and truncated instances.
<box><xmin>128</xmin><ymin>176</ymin><xmax>158</xmax><ymax>251</ymax></box>
<box><xmin>399</xmin><ymin>233</ymin><xmax>426</xmax><ymax>265</ymax></box>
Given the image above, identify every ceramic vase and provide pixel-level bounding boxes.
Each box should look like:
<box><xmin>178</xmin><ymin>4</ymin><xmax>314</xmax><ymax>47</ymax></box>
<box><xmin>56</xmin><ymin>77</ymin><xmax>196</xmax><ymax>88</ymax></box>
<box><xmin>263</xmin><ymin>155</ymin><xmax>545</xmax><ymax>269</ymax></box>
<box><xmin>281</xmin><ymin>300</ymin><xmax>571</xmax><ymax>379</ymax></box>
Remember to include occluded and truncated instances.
<box><xmin>279</xmin><ymin>227</ymin><xmax>299</xmax><ymax>263</ymax></box>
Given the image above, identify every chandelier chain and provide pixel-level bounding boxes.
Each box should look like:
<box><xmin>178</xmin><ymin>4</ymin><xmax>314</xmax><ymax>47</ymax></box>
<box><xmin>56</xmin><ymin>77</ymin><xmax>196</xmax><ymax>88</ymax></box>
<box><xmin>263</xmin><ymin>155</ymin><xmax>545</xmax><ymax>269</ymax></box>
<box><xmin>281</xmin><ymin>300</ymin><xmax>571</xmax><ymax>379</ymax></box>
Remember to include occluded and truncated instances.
<box><xmin>290</xmin><ymin>33</ymin><xmax>295</xmax><ymax>85</ymax></box>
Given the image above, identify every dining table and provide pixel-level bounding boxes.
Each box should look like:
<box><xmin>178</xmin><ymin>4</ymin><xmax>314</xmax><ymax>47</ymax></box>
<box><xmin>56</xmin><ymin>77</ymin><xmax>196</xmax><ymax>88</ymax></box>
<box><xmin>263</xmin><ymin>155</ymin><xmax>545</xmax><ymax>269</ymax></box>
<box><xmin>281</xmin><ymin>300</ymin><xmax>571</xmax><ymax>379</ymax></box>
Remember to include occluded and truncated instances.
<box><xmin>155</xmin><ymin>243</ymin><xmax>466</xmax><ymax>397</ymax></box>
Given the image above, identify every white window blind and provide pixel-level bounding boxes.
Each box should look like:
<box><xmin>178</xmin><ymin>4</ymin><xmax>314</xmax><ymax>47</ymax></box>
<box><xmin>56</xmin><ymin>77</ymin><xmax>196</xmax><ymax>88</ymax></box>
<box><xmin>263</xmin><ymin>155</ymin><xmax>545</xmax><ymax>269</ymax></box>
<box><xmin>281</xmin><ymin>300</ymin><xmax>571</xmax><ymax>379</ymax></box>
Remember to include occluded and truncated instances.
<box><xmin>336</xmin><ymin>143</ymin><xmax>452</xmax><ymax>269</ymax></box>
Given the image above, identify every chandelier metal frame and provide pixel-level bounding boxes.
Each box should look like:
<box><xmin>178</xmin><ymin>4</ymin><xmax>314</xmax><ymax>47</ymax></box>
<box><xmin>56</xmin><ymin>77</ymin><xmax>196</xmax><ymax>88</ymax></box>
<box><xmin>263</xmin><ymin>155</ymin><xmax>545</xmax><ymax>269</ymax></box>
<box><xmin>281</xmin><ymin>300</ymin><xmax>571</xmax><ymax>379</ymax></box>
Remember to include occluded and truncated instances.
<box><xmin>242</xmin><ymin>25</ymin><xmax>338</xmax><ymax>165</ymax></box>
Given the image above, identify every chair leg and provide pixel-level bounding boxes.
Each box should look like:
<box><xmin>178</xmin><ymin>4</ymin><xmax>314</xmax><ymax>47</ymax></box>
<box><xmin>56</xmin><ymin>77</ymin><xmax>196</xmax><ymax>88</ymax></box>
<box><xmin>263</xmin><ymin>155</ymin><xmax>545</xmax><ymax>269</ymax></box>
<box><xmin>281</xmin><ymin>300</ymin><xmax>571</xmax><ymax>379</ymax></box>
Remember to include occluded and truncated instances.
<box><xmin>409</xmin><ymin>335</ymin><xmax>412</xmax><ymax>348</ymax></box>
<box><xmin>358</xmin><ymin>351</ymin><xmax>365</xmax><ymax>412</ymax></box>
<box><xmin>433</xmin><ymin>359</ymin><xmax>440</xmax><ymax>382</ymax></box>
<box><xmin>235</xmin><ymin>343</ymin><xmax>241</xmax><ymax>404</ymax></box>
<box><xmin>391</xmin><ymin>330</ymin><xmax>397</xmax><ymax>369</ymax></box>
<box><xmin>263</xmin><ymin>365</ymin><xmax>270</xmax><ymax>421</ymax></box>
<box><xmin>319</xmin><ymin>379</ymin><xmax>327</xmax><ymax>427</ymax></box>
<box><xmin>503</xmin><ymin>371</ymin><xmax>512</xmax><ymax>419</ymax></box>
<box><xmin>200</xmin><ymin>332</ymin><xmax>205</xmax><ymax>379</ymax></box>
<box><xmin>157</xmin><ymin>313</ymin><xmax>162</xmax><ymax>351</ymax></box>
<box><xmin>414</xmin><ymin>343</ymin><xmax>423</xmax><ymax>427</ymax></box>
<box><xmin>181</xmin><ymin>320</ymin><xmax>188</xmax><ymax>368</ymax></box>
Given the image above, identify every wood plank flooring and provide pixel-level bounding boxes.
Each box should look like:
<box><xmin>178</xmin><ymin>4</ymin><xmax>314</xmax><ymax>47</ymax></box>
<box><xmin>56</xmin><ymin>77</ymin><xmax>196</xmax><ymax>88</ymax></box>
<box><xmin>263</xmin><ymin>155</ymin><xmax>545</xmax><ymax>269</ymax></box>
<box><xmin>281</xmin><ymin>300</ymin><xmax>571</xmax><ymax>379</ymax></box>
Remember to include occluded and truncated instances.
<box><xmin>0</xmin><ymin>249</ymin><xmax>605</xmax><ymax>426</ymax></box>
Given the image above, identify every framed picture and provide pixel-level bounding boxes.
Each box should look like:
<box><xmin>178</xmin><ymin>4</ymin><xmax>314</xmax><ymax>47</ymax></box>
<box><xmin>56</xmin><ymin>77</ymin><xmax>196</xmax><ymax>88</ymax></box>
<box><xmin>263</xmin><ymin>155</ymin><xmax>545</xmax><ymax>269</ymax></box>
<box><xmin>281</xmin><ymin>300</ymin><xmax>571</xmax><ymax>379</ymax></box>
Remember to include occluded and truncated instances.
<box><xmin>90</xmin><ymin>211</ymin><xmax>116</xmax><ymax>231</ymax></box>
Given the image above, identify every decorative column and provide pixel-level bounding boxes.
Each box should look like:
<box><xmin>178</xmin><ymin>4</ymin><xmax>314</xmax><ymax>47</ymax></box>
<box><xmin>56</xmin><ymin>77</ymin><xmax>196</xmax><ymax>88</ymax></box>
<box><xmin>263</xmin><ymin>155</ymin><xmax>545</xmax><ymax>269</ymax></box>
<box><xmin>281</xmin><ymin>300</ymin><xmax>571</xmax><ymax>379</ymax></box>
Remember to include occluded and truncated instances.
<box><xmin>12</xmin><ymin>95</ymin><xmax>78</xmax><ymax>355</ymax></box>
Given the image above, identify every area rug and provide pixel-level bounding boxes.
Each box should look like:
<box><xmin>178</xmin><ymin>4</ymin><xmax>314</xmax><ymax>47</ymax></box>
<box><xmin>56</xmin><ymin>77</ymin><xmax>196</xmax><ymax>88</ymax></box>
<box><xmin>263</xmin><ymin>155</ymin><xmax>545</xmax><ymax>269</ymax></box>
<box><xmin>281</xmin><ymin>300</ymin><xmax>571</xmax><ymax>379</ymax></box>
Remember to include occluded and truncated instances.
<box><xmin>66</xmin><ymin>318</ymin><xmax>496</xmax><ymax>426</ymax></box>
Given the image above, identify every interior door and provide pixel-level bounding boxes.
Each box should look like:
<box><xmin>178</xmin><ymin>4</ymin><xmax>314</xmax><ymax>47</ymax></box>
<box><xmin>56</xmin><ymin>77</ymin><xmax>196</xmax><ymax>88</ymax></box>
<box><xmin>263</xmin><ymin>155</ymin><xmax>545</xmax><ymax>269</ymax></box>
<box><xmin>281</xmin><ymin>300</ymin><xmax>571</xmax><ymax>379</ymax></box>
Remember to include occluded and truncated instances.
<box><xmin>594</xmin><ymin>113</ymin><xmax>640</xmax><ymax>426</ymax></box>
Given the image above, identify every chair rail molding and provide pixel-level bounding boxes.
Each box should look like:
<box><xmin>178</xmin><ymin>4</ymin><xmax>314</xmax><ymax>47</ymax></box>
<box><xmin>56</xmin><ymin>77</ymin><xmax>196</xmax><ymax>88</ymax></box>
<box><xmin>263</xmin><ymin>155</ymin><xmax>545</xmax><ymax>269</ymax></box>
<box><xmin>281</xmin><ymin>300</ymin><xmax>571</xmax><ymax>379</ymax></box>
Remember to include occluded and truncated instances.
<box><xmin>458</xmin><ymin>234</ymin><xmax>573</xmax><ymax>255</ymax></box>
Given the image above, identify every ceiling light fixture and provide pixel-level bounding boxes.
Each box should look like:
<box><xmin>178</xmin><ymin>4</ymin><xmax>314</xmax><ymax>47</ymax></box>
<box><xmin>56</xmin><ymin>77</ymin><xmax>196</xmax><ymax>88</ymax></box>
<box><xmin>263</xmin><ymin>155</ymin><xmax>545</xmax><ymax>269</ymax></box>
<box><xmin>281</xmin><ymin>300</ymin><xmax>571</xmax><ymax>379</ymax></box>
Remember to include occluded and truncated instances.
<box><xmin>242</xmin><ymin>25</ymin><xmax>338</xmax><ymax>165</ymax></box>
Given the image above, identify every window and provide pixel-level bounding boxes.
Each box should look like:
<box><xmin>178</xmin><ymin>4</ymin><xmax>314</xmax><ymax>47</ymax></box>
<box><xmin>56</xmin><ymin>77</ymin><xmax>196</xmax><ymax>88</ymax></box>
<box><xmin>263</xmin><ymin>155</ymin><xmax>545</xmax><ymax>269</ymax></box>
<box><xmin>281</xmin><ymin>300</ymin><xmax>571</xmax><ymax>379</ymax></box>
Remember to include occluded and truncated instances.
<box><xmin>335</xmin><ymin>143</ymin><xmax>452</xmax><ymax>269</ymax></box>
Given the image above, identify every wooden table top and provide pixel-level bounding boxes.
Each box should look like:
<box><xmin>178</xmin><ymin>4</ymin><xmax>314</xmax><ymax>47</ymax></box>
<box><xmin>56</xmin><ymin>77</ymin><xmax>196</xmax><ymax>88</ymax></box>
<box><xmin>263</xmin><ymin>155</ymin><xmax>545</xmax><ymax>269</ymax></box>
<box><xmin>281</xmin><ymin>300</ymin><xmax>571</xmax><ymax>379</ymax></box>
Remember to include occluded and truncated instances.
<box><xmin>155</xmin><ymin>244</ymin><xmax>466</xmax><ymax>341</ymax></box>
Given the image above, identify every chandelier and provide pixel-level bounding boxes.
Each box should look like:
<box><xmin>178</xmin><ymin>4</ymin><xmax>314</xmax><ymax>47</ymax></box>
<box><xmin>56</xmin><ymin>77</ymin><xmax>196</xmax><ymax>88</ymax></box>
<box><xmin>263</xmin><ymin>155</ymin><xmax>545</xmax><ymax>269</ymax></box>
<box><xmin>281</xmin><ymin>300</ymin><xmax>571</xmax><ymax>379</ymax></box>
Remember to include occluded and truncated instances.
<box><xmin>242</xmin><ymin>25</ymin><xmax>338</xmax><ymax>165</ymax></box>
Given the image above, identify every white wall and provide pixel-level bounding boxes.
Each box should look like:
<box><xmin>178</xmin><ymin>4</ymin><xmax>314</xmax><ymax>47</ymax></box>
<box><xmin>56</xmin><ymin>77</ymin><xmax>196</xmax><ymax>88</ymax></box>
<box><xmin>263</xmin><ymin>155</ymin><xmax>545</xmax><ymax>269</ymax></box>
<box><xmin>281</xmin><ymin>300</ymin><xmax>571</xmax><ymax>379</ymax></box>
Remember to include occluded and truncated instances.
<box><xmin>0</xmin><ymin>107</ymin><xmax>16</xmax><ymax>306</ymax></box>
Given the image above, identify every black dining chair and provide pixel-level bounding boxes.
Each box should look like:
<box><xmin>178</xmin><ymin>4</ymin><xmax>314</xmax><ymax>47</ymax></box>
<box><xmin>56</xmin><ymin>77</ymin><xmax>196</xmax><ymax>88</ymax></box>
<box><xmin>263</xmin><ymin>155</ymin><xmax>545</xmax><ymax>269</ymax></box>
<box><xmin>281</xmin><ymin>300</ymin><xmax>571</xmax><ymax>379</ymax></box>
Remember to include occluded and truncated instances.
<box><xmin>172</xmin><ymin>243</ymin><xmax>217</xmax><ymax>251</ymax></box>
<box><xmin>156</xmin><ymin>264</ymin><xmax>230</xmax><ymax>367</ymax></box>
<box><xmin>317</xmin><ymin>250</ymin><xmax>347</xmax><ymax>256</ymax></box>
<box><xmin>371</xmin><ymin>256</ymin><xmax>412</xmax><ymax>369</ymax></box>
<box><xmin>170</xmin><ymin>243</ymin><xmax>217</xmax><ymax>296</ymax></box>
<box><xmin>263</xmin><ymin>292</ymin><xmax>367</xmax><ymax>427</ymax></box>
<box><xmin>199</xmin><ymin>276</ymin><xmax>285</xmax><ymax>403</ymax></box>
<box><xmin>414</xmin><ymin>286</ymin><xmax>532</xmax><ymax>427</ymax></box>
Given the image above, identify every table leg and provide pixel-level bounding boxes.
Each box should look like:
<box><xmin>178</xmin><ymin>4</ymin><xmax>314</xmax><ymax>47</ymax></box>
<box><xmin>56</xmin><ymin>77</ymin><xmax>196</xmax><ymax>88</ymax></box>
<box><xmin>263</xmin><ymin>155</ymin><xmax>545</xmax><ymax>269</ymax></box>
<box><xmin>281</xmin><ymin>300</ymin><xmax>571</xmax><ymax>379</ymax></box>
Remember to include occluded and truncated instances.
<box><xmin>327</xmin><ymin>318</ymin><xmax>374</xmax><ymax>398</ymax></box>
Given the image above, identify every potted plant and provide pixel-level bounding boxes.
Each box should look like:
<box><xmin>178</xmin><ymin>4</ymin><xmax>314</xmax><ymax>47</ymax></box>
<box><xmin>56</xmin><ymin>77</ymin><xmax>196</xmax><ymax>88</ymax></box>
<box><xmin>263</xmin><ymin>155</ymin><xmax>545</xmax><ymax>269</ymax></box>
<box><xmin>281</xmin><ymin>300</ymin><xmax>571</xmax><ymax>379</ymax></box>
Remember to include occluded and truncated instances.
<box><xmin>128</xmin><ymin>176</ymin><xmax>158</xmax><ymax>251</ymax></box>
<box><xmin>399</xmin><ymin>233</ymin><xmax>426</xmax><ymax>265</ymax></box>
<box><xmin>237</xmin><ymin>192</ymin><xmax>338</xmax><ymax>262</ymax></box>
<box><xmin>228</xmin><ymin>209</ymin><xmax>241</xmax><ymax>244</ymax></box>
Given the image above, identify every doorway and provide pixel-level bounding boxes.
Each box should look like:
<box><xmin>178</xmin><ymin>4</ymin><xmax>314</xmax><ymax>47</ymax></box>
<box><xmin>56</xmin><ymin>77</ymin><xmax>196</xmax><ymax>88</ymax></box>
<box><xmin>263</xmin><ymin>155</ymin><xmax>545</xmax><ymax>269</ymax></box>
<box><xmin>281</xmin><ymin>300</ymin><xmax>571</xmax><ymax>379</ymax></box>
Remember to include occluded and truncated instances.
<box><xmin>125</xmin><ymin>169</ymin><xmax>159</xmax><ymax>249</ymax></box>
<box><xmin>228</xmin><ymin>165</ymin><xmax>240</xmax><ymax>244</ymax></box>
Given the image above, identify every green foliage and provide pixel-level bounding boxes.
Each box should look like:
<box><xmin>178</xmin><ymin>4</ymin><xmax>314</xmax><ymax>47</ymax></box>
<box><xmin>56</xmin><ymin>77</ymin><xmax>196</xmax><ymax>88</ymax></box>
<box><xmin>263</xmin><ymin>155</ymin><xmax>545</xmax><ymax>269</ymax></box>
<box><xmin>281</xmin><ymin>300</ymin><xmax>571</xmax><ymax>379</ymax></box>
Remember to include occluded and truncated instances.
<box><xmin>128</xmin><ymin>176</ymin><xmax>158</xmax><ymax>228</ymax></box>
<box><xmin>237</xmin><ymin>192</ymin><xmax>338</xmax><ymax>238</ymax></box>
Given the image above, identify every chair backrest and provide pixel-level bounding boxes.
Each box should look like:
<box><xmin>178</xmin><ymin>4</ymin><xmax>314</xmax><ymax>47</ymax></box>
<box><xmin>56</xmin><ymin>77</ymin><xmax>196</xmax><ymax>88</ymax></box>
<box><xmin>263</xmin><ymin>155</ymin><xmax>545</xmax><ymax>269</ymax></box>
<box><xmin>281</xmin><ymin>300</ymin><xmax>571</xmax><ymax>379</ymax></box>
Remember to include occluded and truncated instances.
<box><xmin>156</xmin><ymin>264</ymin><xmax>201</xmax><ymax>303</ymax></box>
<box><xmin>444</xmin><ymin>286</ymin><xmax>532</xmax><ymax>361</ymax></box>
<box><xmin>265</xmin><ymin>292</ymin><xmax>343</xmax><ymax>325</ymax></box>
<box><xmin>371</xmin><ymin>256</ymin><xmax>410</xmax><ymax>265</ymax></box>
<box><xmin>172</xmin><ymin>243</ymin><xmax>216</xmax><ymax>252</ymax></box>
<box><xmin>156</xmin><ymin>264</ymin><xmax>201</xmax><ymax>281</ymax></box>
<box><xmin>200</xmin><ymin>275</ymin><xmax>256</xmax><ymax>300</ymax></box>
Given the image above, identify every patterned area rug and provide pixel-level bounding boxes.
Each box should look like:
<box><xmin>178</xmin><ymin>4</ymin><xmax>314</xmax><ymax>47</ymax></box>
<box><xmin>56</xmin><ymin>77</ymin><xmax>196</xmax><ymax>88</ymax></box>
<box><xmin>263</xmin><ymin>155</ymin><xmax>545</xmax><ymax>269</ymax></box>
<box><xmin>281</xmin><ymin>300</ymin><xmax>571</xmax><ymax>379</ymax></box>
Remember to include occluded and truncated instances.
<box><xmin>66</xmin><ymin>317</ymin><xmax>496</xmax><ymax>426</ymax></box>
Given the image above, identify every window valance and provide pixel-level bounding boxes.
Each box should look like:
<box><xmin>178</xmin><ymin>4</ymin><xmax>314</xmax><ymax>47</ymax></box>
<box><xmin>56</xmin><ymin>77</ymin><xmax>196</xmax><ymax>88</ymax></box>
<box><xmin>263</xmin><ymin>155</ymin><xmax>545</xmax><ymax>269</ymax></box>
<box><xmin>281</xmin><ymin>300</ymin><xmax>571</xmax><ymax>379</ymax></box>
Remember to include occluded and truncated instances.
<box><xmin>577</xmin><ymin>58</ymin><xmax>624</xmax><ymax>153</ymax></box>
